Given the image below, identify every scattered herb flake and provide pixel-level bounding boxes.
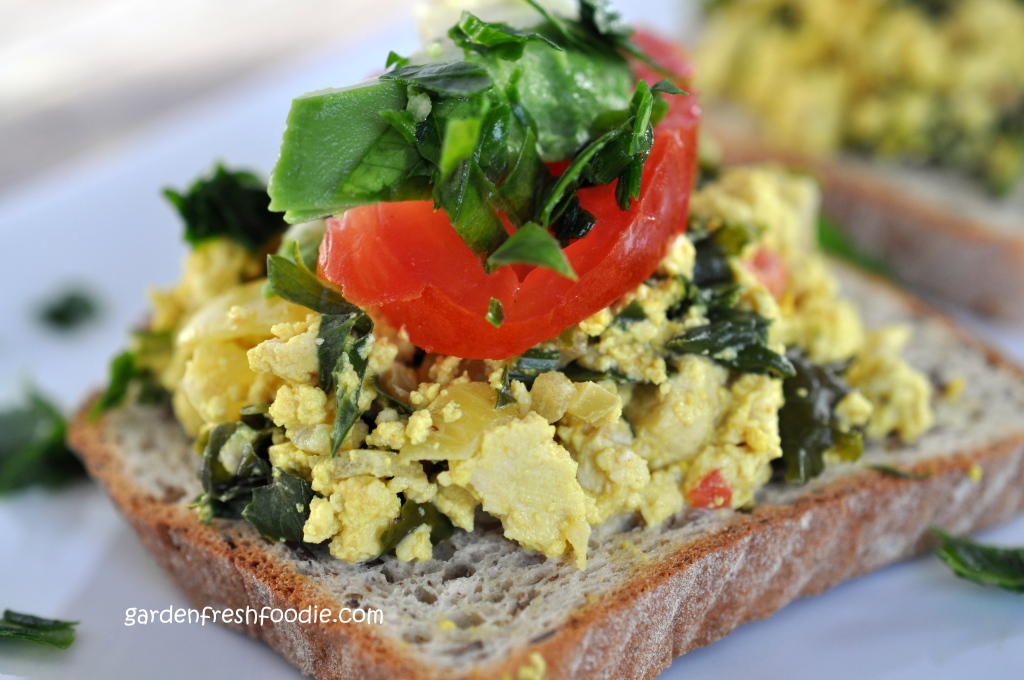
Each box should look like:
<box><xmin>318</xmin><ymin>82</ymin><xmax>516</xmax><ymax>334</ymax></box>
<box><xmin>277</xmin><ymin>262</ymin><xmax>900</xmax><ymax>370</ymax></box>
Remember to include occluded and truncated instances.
<box><xmin>0</xmin><ymin>610</ymin><xmax>79</xmax><ymax>649</ymax></box>
<box><xmin>36</xmin><ymin>288</ymin><xmax>101</xmax><ymax>333</ymax></box>
<box><xmin>486</xmin><ymin>297</ymin><xmax>505</xmax><ymax>328</ymax></box>
<box><xmin>0</xmin><ymin>392</ymin><xmax>85</xmax><ymax>495</ymax></box>
<box><xmin>932</xmin><ymin>528</ymin><xmax>1024</xmax><ymax>592</ymax></box>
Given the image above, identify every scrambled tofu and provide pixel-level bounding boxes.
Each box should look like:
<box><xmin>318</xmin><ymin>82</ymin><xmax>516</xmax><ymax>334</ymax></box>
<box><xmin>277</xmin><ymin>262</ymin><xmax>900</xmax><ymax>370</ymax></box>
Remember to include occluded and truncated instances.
<box><xmin>697</xmin><ymin>0</ymin><xmax>1024</xmax><ymax>193</ymax></box>
<box><xmin>153</xmin><ymin>166</ymin><xmax>934</xmax><ymax>570</ymax></box>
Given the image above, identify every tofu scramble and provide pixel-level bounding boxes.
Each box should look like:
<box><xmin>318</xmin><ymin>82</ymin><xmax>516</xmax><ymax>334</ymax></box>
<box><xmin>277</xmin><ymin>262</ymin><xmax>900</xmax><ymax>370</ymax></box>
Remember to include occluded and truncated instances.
<box><xmin>696</xmin><ymin>0</ymin><xmax>1024</xmax><ymax>194</ymax></box>
<box><xmin>137</xmin><ymin>166</ymin><xmax>933</xmax><ymax>570</ymax></box>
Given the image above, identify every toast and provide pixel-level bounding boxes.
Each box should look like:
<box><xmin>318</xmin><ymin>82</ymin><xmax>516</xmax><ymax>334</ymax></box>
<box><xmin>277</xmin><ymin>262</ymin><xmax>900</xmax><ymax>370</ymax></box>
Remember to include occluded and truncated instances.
<box><xmin>706</xmin><ymin>110</ymin><xmax>1024</xmax><ymax>322</ymax></box>
<box><xmin>68</xmin><ymin>264</ymin><xmax>1024</xmax><ymax>680</ymax></box>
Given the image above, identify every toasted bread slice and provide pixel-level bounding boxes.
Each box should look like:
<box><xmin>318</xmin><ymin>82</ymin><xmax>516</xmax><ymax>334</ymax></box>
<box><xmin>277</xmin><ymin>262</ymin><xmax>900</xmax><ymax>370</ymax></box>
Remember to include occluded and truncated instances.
<box><xmin>68</xmin><ymin>264</ymin><xmax>1024</xmax><ymax>680</ymax></box>
<box><xmin>706</xmin><ymin>110</ymin><xmax>1024</xmax><ymax>321</ymax></box>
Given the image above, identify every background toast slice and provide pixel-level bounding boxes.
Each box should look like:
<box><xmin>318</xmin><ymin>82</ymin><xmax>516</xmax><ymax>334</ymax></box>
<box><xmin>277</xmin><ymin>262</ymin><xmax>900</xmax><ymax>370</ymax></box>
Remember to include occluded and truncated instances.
<box><xmin>706</xmin><ymin>110</ymin><xmax>1024</xmax><ymax>321</ymax></box>
<box><xmin>68</xmin><ymin>264</ymin><xmax>1024</xmax><ymax>680</ymax></box>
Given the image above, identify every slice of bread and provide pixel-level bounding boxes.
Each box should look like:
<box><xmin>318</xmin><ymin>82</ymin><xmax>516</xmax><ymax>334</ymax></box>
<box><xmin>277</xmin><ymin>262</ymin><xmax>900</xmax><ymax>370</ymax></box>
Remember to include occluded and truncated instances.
<box><xmin>706</xmin><ymin>110</ymin><xmax>1024</xmax><ymax>321</ymax></box>
<box><xmin>68</xmin><ymin>264</ymin><xmax>1024</xmax><ymax>680</ymax></box>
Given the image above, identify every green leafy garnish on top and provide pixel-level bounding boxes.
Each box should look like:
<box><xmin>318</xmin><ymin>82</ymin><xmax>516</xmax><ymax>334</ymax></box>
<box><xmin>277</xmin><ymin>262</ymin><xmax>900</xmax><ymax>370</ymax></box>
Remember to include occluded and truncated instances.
<box><xmin>165</xmin><ymin>164</ymin><xmax>286</xmax><ymax>254</ymax></box>
<box><xmin>932</xmin><ymin>528</ymin><xmax>1024</xmax><ymax>592</ymax></box>
<box><xmin>0</xmin><ymin>610</ymin><xmax>79</xmax><ymax>649</ymax></box>
<box><xmin>267</xmin><ymin>1</ymin><xmax>687</xmax><ymax>277</ymax></box>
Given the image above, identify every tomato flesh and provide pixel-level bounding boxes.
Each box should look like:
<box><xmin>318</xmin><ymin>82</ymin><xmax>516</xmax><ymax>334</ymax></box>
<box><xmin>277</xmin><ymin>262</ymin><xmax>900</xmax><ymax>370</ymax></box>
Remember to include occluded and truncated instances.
<box><xmin>687</xmin><ymin>470</ymin><xmax>733</xmax><ymax>509</ymax></box>
<box><xmin>746</xmin><ymin>248</ymin><xmax>789</xmax><ymax>300</ymax></box>
<box><xmin>319</xmin><ymin>32</ymin><xmax>700</xmax><ymax>360</ymax></box>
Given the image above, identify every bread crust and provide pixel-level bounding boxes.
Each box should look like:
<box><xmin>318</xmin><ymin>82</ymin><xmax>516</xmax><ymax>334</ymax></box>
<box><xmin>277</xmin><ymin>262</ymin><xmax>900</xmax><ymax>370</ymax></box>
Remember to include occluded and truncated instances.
<box><xmin>705</xmin><ymin>115</ymin><xmax>1024</xmax><ymax>321</ymax></box>
<box><xmin>68</xmin><ymin>271</ymin><xmax>1024</xmax><ymax>680</ymax></box>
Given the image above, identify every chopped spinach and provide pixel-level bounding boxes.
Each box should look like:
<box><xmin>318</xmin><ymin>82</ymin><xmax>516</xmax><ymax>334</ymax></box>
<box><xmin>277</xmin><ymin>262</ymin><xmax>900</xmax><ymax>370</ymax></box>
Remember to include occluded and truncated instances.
<box><xmin>666</xmin><ymin>310</ymin><xmax>795</xmax><ymax>378</ymax></box>
<box><xmin>242</xmin><ymin>468</ymin><xmax>315</xmax><ymax>543</ymax></box>
<box><xmin>775</xmin><ymin>349</ymin><xmax>862</xmax><ymax>485</ymax></box>
<box><xmin>614</xmin><ymin>299</ymin><xmax>647</xmax><ymax>327</ymax></box>
<box><xmin>508</xmin><ymin>348</ymin><xmax>562</xmax><ymax>387</ymax></box>
<box><xmin>0</xmin><ymin>391</ymin><xmax>85</xmax><ymax>495</ymax></box>
<box><xmin>164</xmin><ymin>164</ymin><xmax>286</xmax><ymax>254</ymax></box>
<box><xmin>36</xmin><ymin>288</ymin><xmax>101</xmax><ymax>333</ymax></box>
<box><xmin>193</xmin><ymin>421</ymin><xmax>274</xmax><ymax>522</ymax></box>
<box><xmin>267</xmin><ymin>246</ymin><xmax>374</xmax><ymax>455</ymax></box>
<box><xmin>0</xmin><ymin>610</ymin><xmax>78</xmax><ymax>649</ymax></box>
<box><xmin>933</xmin><ymin>529</ymin><xmax>1024</xmax><ymax>592</ymax></box>
<box><xmin>449</xmin><ymin>10</ymin><xmax>558</xmax><ymax>61</ymax></box>
<box><xmin>378</xmin><ymin>500</ymin><xmax>455</xmax><ymax>556</ymax></box>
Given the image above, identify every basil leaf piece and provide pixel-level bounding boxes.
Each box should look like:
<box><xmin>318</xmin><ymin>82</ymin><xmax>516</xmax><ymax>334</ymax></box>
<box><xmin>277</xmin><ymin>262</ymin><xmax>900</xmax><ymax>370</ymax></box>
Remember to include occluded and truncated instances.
<box><xmin>380</xmin><ymin>109</ymin><xmax>419</xmax><ymax>145</ymax></box>
<box><xmin>486</xmin><ymin>297</ymin><xmax>505</xmax><ymax>328</ymax></box>
<box><xmin>242</xmin><ymin>468</ymin><xmax>315</xmax><ymax>543</ymax></box>
<box><xmin>486</xmin><ymin>223</ymin><xmax>577</xmax><ymax>280</ymax></box>
<box><xmin>0</xmin><ymin>392</ymin><xmax>85</xmax><ymax>495</ymax></box>
<box><xmin>775</xmin><ymin>350</ymin><xmax>860</xmax><ymax>485</ymax></box>
<box><xmin>378</xmin><ymin>500</ymin><xmax>456</xmax><ymax>556</ymax></box>
<box><xmin>268</xmin><ymin>79</ymin><xmax>428</xmax><ymax>223</ymax></box>
<box><xmin>933</xmin><ymin>529</ymin><xmax>1024</xmax><ymax>592</ymax></box>
<box><xmin>267</xmin><ymin>245</ymin><xmax>360</xmax><ymax>316</ymax></box>
<box><xmin>538</xmin><ymin>122</ymin><xmax>629</xmax><ymax>227</ymax></box>
<box><xmin>164</xmin><ymin>165</ymin><xmax>285</xmax><ymax>254</ymax></box>
<box><xmin>0</xmin><ymin>610</ymin><xmax>79</xmax><ymax>649</ymax></box>
<box><xmin>385</xmin><ymin>50</ymin><xmax>409</xmax><ymax>69</ymax></box>
<box><xmin>651</xmin><ymin>79</ymin><xmax>688</xmax><ymax>96</ymax></box>
<box><xmin>450</xmin><ymin>10</ymin><xmax>559</xmax><ymax>61</ymax></box>
<box><xmin>317</xmin><ymin>313</ymin><xmax>359</xmax><ymax>394</ymax></box>
<box><xmin>381</xmin><ymin>62</ymin><xmax>493</xmax><ymax>96</ymax></box>
<box><xmin>89</xmin><ymin>349</ymin><xmax>168</xmax><ymax>420</ymax></box>
<box><xmin>440</xmin><ymin>116</ymin><xmax>484</xmax><ymax>180</ymax></box>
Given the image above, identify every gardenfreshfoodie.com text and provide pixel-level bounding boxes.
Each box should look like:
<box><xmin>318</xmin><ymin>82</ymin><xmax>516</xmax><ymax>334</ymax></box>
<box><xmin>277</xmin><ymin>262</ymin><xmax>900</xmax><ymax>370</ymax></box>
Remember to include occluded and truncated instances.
<box><xmin>124</xmin><ymin>605</ymin><xmax>384</xmax><ymax>626</ymax></box>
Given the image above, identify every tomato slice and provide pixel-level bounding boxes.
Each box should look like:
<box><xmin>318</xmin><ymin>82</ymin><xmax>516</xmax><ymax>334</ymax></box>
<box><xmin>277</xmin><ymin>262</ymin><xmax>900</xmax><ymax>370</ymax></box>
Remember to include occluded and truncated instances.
<box><xmin>319</xmin><ymin>32</ymin><xmax>700</xmax><ymax>360</ymax></box>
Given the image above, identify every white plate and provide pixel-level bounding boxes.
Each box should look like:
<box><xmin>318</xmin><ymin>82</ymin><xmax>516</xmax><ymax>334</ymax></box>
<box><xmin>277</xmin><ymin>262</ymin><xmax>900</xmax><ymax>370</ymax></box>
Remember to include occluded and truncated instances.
<box><xmin>1</xmin><ymin>3</ymin><xmax>1023</xmax><ymax>678</ymax></box>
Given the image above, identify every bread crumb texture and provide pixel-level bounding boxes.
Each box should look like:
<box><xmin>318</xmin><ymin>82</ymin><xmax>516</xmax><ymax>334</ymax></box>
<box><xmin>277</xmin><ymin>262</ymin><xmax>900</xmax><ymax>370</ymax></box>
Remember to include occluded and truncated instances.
<box><xmin>140</xmin><ymin>166</ymin><xmax>935</xmax><ymax>571</ymax></box>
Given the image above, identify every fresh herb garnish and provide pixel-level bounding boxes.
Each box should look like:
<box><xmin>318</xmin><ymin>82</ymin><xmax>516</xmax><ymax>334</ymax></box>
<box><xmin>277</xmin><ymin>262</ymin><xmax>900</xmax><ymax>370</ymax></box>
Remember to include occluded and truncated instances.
<box><xmin>268</xmin><ymin>1</ymin><xmax>688</xmax><ymax>277</ymax></box>
<box><xmin>493</xmin><ymin>347</ymin><xmax>563</xmax><ymax>407</ymax></box>
<box><xmin>775</xmin><ymin>349</ymin><xmax>862</xmax><ymax>485</ymax></box>
<box><xmin>164</xmin><ymin>164</ymin><xmax>286</xmax><ymax>254</ymax></box>
<box><xmin>267</xmin><ymin>245</ymin><xmax>373</xmax><ymax>455</ymax></box>
<box><xmin>932</xmin><ymin>528</ymin><xmax>1024</xmax><ymax>592</ymax></box>
<box><xmin>486</xmin><ymin>223</ymin><xmax>577</xmax><ymax>279</ymax></box>
<box><xmin>868</xmin><ymin>464</ymin><xmax>931</xmax><ymax>480</ymax></box>
<box><xmin>614</xmin><ymin>299</ymin><xmax>647</xmax><ymax>327</ymax></box>
<box><xmin>0</xmin><ymin>610</ymin><xmax>79</xmax><ymax>649</ymax></box>
<box><xmin>0</xmin><ymin>391</ymin><xmax>85</xmax><ymax>494</ymax></box>
<box><xmin>378</xmin><ymin>500</ymin><xmax>455</xmax><ymax>556</ymax></box>
<box><xmin>36</xmin><ymin>288</ymin><xmax>101</xmax><ymax>333</ymax></box>
<box><xmin>486</xmin><ymin>297</ymin><xmax>505</xmax><ymax>328</ymax></box>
